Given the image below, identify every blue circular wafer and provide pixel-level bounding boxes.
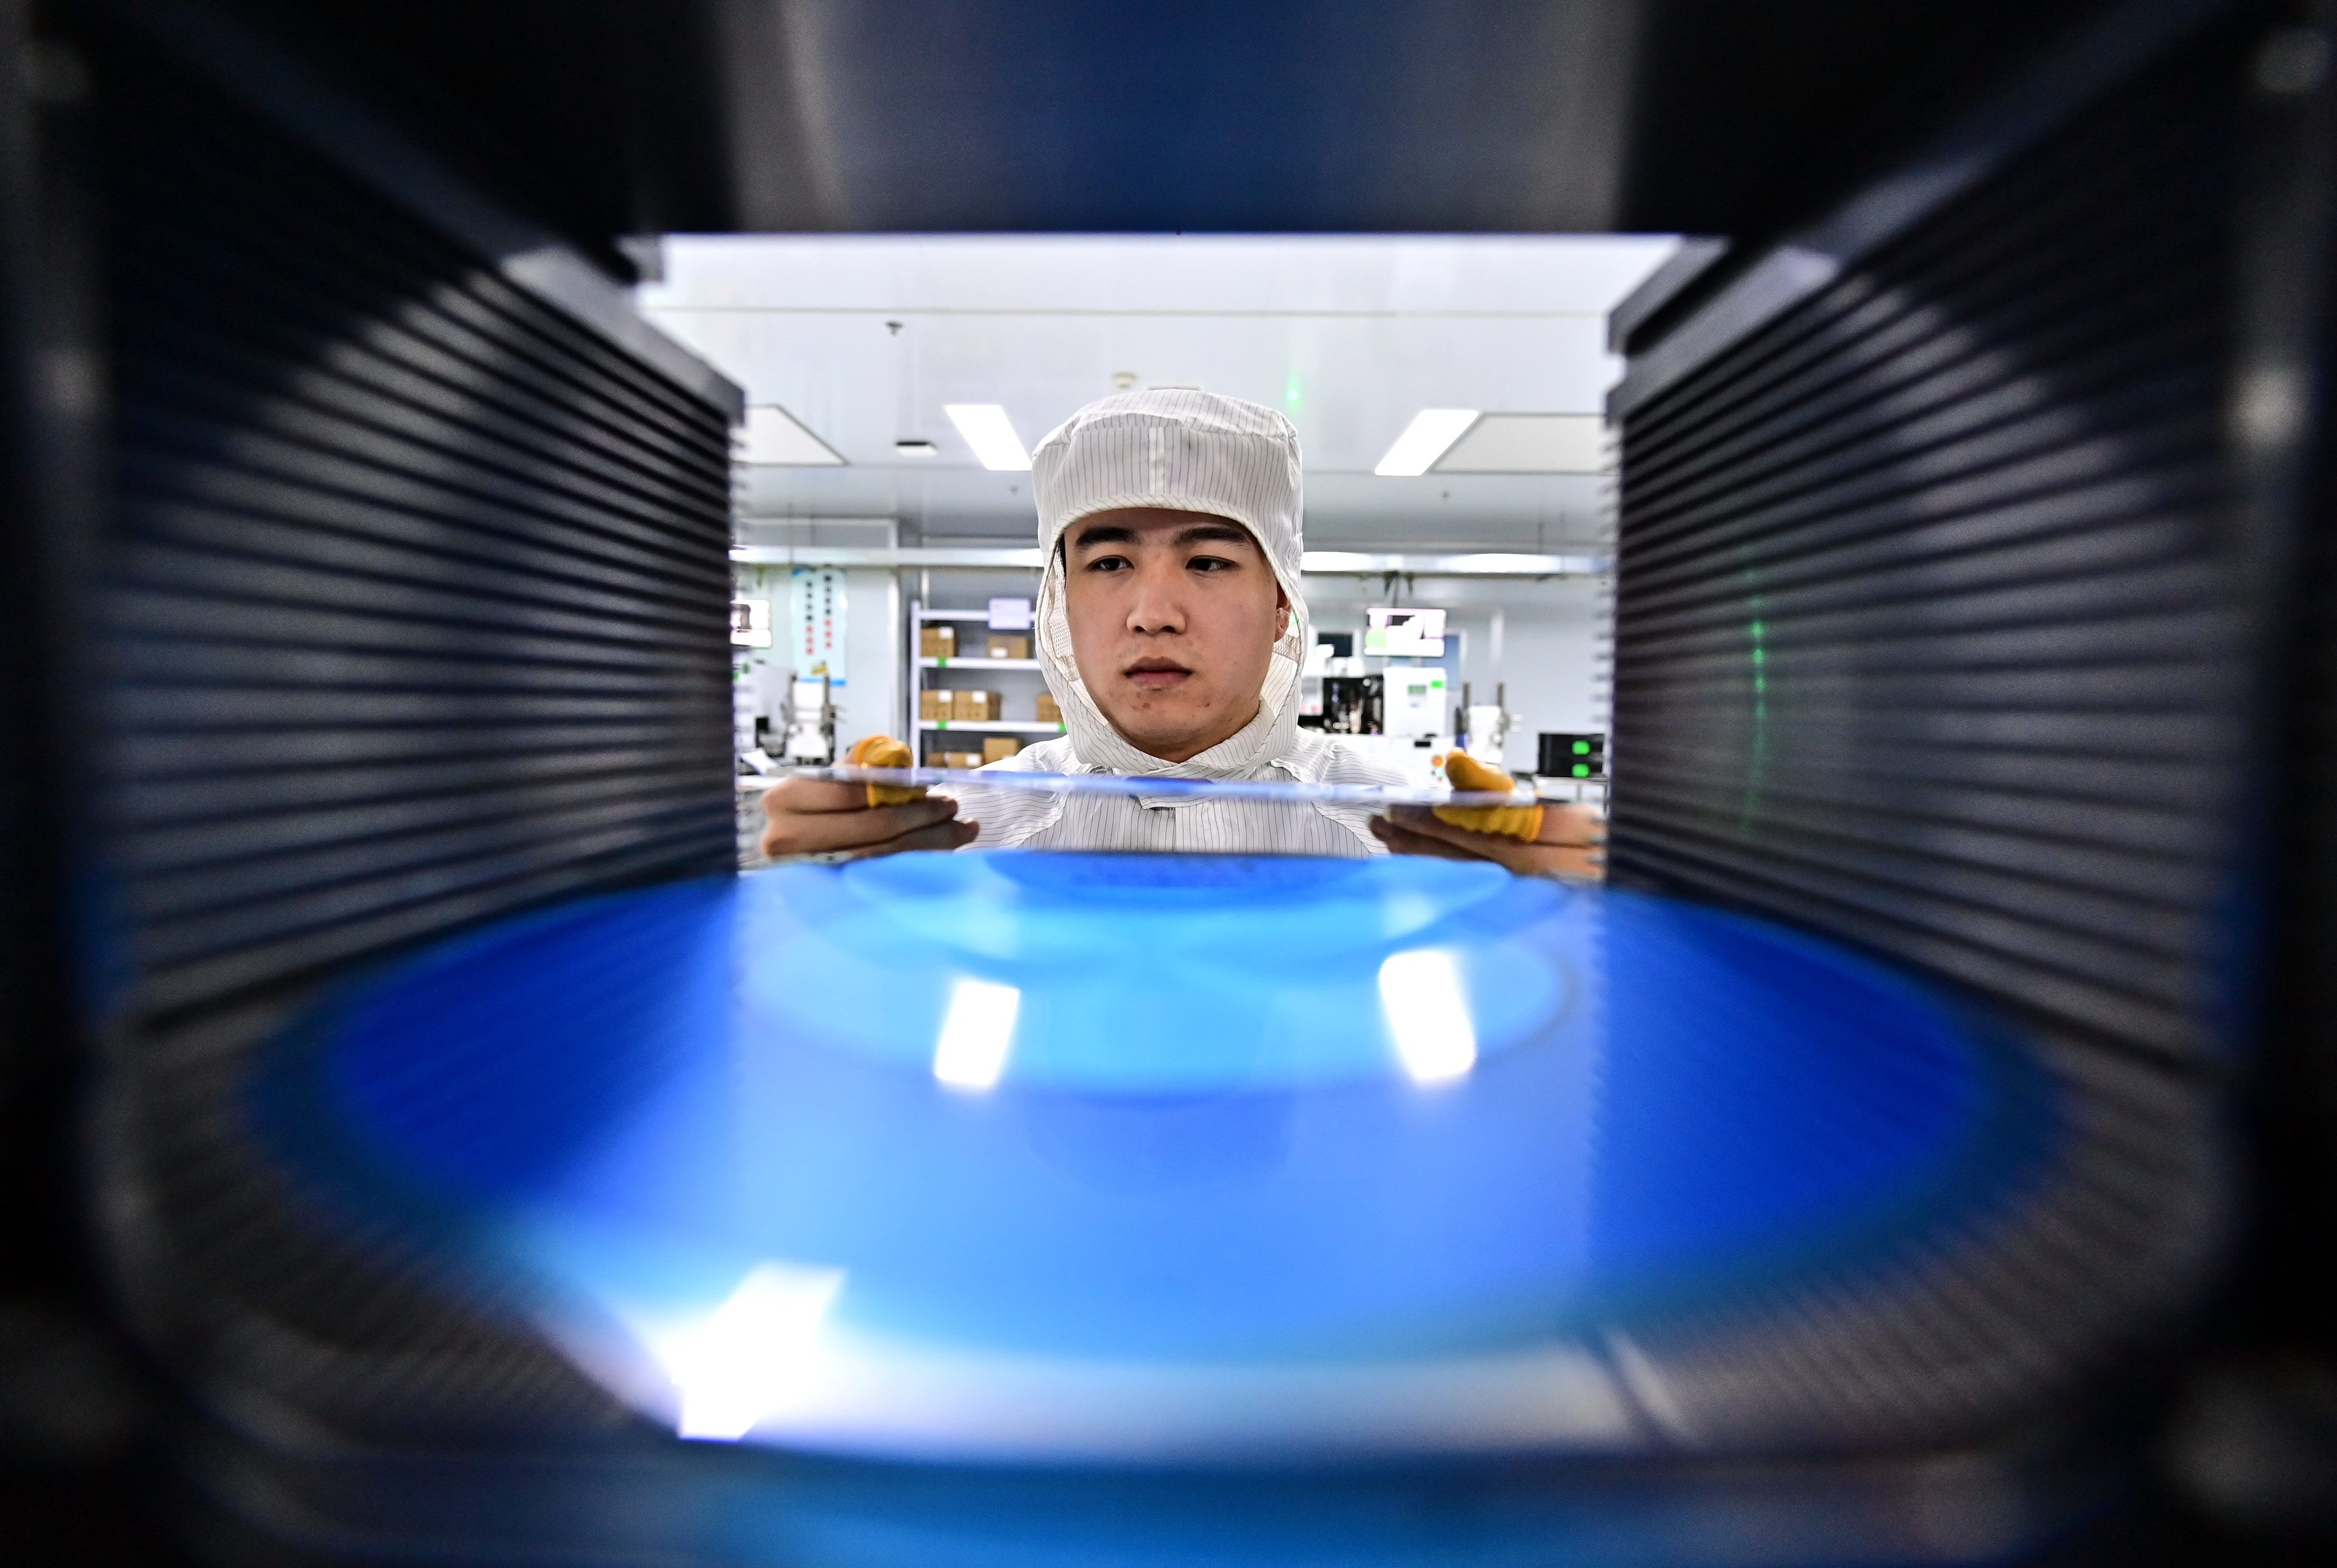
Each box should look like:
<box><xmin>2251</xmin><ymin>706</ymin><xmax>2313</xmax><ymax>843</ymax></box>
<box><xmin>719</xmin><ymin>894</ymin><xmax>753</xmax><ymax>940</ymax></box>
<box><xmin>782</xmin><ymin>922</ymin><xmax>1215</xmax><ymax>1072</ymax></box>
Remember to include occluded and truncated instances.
<box><xmin>257</xmin><ymin>853</ymin><xmax>2059</xmax><ymax>1459</ymax></box>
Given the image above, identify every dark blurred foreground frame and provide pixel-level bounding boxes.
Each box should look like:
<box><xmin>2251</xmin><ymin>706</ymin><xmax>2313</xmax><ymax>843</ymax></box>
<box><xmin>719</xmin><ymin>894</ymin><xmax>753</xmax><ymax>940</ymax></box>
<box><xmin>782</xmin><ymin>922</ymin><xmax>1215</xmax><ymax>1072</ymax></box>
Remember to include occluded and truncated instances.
<box><xmin>0</xmin><ymin>0</ymin><xmax>2335</xmax><ymax>1563</ymax></box>
<box><xmin>0</xmin><ymin>0</ymin><xmax>743</xmax><ymax>1557</ymax></box>
<box><xmin>1606</xmin><ymin>0</ymin><xmax>2337</xmax><ymax>1543</ymax></box>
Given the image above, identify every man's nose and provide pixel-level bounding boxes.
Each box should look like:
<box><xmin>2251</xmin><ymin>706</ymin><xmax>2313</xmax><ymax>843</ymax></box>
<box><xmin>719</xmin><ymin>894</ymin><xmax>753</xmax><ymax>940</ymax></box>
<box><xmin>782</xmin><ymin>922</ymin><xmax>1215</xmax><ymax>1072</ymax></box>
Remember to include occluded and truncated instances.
<box><xmin>1126</xmin><ymin>560</ymin><xmax>1187</xmax><ymax>635</ymax></box>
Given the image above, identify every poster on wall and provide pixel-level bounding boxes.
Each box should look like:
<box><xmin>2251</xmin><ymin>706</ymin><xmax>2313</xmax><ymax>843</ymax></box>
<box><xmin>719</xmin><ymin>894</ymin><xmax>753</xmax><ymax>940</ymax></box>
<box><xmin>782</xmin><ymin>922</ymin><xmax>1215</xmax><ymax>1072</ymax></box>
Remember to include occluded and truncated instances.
<box><xmin>787</xmin><ymin>568</ymin><xmax>847</xmax><ymax>683</ymax></box>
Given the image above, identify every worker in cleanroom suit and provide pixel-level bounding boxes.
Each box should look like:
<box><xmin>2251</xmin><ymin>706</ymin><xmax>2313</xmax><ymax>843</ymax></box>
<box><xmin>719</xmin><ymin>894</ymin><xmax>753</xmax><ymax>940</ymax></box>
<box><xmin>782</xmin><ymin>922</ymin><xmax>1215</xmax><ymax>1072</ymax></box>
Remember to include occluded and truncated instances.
<box><xmin>761</xmin><ymin>389</ymin><xmax>1599</xmax><ymax>876</ymax></box>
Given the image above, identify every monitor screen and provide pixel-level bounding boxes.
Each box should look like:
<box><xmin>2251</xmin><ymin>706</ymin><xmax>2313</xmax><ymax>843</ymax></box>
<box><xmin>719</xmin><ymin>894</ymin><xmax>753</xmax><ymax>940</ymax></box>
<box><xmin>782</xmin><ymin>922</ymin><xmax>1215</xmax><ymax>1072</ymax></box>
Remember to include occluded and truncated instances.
<box><xmin>1362</xmin><ymin>608</ymin><xmax>1446</xmax><ymax>656</ymax></box>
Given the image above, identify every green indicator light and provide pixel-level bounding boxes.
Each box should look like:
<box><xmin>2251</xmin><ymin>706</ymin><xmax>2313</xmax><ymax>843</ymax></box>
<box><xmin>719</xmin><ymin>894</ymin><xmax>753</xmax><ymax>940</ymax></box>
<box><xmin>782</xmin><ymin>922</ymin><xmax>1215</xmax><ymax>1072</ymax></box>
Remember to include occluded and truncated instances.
<box><xmin>1572</xmin><ymin>740</ymin><xmax>1590</xmax><ymax>755</ymax></box>
<box><xmin>1750</xmin><ymin>648</ymin><xmax>1766</xmax><ymax>664</ymax></box>
<box><xmin>1572</xmin><ymin>764</ymin><xmax>1591</xmax><ymax>778</ymax></box>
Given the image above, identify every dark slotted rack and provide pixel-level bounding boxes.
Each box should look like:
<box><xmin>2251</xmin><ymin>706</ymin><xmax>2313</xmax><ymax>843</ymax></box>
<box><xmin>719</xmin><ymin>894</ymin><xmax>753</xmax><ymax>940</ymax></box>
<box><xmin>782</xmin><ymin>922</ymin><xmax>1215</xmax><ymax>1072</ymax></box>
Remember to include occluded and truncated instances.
<box><xmin>95</xmin><ymin>34</ymin><xmax>737</xmax><ymax>1025</ymax></box>
<box><xmin>1590</xmin><ymin>17</ymin><xmax>2304</xmax><ymax>1454</ymax></box>
<box><xmin>71</xmin><ymin>15</ymin><xmax>741</xmax><ymax>1445</ymax></box>
<box><xmin>1608</xmin><ymin>36</ymin><xmax>2248</xmax><ymax>1069</ymax></box>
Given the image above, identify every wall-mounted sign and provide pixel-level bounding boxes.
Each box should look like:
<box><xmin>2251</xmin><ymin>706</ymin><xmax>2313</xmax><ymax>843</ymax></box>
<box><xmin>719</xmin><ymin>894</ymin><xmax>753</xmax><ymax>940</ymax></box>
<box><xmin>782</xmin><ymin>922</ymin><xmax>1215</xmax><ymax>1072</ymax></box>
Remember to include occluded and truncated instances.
<box><xmin>788</xmin><ymin>567</ymin><xmax>846</xmax><ymax>680</ymax></box>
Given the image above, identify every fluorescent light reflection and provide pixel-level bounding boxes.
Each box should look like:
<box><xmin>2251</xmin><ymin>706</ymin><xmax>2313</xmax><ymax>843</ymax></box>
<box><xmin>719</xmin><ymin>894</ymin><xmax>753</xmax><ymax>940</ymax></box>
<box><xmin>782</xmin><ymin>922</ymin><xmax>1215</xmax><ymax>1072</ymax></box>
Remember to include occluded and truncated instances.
<box><xmin>654</xmin><ymin>1262</ymin><xmax>846</xmax><ymax>1441</ymax></box>
<box><xmin>943</xmin><ymin>404</ymin><xmax>1033</xmax><ymax>470</ymax></box>
<box><xmin>1372</xmin><ymin>409</ymin><xmax>1480</xmax><ymax>476</ymax></box>
<box><xmin>1378</xmin><ymin>948</ymin><xmax>1478</xmax><ymax>1083</ymax></box>
<box><xmin>933</xmin><ymin>977</ymin><xmax>1021</xmax><ymax>1090</ymax></box>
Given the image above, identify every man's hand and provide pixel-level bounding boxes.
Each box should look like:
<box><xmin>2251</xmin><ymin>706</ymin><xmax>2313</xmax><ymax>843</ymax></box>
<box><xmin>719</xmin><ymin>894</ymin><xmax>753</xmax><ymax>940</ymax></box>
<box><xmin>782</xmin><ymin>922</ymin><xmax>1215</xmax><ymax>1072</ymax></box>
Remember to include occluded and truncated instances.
<box><xmin>1370</xmin><ymin>802</ymin><xmax>1604</xmax><ymax>880</ymax></box>
<box><xmin>760</xmin><ymin>775</ymin><xmax>977</xmax><ymax>861</ymax></box>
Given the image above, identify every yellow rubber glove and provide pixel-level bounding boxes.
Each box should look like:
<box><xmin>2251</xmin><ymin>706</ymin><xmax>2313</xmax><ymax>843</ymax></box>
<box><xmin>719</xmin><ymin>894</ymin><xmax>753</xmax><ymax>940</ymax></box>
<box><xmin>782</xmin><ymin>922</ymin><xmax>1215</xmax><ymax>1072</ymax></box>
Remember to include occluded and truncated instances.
<box><xmin>845</xmin><ymin>735</ymin><xmax>927</xmax><ymax>806</ymax></box>
<box><xmin>1433</xmin><ymin>751</ymin><xmax>1546</xmax><ymax>842</ymax></box>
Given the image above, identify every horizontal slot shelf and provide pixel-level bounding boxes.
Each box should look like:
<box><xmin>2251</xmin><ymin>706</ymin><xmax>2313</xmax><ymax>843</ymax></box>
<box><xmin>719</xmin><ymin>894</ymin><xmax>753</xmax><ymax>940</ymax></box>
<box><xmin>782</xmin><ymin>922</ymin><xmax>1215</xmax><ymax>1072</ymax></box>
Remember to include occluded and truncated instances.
<box><xmin>916</xmin><ymin>720</ymin><xmax>1066</xmax><ymax>733</ymax></box>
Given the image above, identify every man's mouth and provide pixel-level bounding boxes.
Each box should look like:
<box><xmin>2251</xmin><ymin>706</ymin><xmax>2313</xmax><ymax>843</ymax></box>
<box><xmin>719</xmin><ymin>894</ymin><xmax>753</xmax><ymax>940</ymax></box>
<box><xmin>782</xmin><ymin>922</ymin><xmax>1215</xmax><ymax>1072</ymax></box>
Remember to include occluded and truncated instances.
<box><xmin>1123</xmin><ymin>657</ymin><xmax>1193</xmax><ymax>691</ymax></box>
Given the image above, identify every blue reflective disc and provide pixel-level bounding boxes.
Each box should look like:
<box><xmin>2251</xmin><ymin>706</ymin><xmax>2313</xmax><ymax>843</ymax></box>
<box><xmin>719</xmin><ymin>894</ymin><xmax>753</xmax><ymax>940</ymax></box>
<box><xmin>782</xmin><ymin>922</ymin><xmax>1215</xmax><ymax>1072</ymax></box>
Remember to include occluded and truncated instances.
<box><xmin>258</xmin><ymin>853</ymin><xmax>2059</xmax><ymax>1461</ymax></box>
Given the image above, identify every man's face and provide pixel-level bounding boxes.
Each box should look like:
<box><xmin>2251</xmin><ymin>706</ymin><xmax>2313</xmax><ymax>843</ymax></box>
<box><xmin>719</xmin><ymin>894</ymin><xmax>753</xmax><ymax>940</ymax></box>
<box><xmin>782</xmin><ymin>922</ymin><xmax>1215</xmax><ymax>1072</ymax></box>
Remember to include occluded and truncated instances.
<box><xmin>1061</xmin><ymin>507</ymin><xmax>1289</xmax><ymax>763</ymax></box>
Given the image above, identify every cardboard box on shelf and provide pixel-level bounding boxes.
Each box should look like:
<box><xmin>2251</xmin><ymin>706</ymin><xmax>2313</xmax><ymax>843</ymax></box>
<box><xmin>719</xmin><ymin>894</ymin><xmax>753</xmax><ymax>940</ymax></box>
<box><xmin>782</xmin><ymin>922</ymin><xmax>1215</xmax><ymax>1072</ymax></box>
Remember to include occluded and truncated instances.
<box><xmin>918</xmin><ymin>689</ymin><xmax>941</xmax><ymax>722</ymax></box>
<box><xmin>982</xmin><ymin>736</ymin><xmax>1022</xmax><ymax>764</ymax></box>
<box><xmin>919</xmin><ymin>625</ymin><xmax>956</xmax><ymax>659</ymax></box>
<box><xmin>956</xmin><ymin>690</ymin><xmax>998</xmax><ymax>722</ymax></box>
<box><xmin>930</xmin><ymin>750</ymin><xmax>983</xmax><ymax>770</ymax></box>
<box><xmin>1036</xmin><ymin>691</ymin><xmax>1062</xmax><ymax>725</ymax></box>
<box><xmin>983</xmin><ymin>633</ymin><xmax>1029</xmax><ymax>660</ymax></box>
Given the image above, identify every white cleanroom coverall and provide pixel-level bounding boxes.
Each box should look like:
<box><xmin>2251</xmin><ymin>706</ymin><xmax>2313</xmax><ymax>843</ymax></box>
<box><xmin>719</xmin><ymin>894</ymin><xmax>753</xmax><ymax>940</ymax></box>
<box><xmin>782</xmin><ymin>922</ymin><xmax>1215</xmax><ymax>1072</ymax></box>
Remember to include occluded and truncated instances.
<box><xmin>939</xmin><ymin>389</ymin><xmax>1405</xmax><ymax>855</ymax></box>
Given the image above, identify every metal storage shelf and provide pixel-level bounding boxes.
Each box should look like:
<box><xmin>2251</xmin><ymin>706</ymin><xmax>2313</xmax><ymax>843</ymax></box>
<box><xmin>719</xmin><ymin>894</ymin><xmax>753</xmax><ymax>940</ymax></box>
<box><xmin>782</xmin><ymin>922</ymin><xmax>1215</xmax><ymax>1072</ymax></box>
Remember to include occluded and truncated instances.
<box><xmin>918</xmin><ymin>720</ymin><xmax>1065</xmax><ymax>734</ymax></box>
<box><xmin>910</xmin><ymin>594</ymin><xmax>1055</xmax><ymax>755</ymax></box>
<box><xmin>919</xmin><ymin>657</ymin><xmax>1042</xmax><ymax>670</ymax></box>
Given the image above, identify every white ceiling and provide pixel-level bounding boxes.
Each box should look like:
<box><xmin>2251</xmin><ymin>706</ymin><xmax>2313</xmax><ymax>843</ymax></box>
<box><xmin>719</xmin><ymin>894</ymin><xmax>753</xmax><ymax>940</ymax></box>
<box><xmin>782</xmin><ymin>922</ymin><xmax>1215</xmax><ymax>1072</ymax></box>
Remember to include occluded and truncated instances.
<box><xmin>639</xmin><ymin>234</ymin><xmax>1677</xmax><ymax>549</ymax></box>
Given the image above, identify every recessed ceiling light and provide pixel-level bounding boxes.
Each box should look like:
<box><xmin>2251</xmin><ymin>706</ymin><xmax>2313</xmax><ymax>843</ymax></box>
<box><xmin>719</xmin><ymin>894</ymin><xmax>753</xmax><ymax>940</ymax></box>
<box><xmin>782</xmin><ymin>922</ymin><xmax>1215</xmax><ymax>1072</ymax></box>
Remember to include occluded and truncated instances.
<box><xmin>740</xmin><ymin>405</ymin><xmax>845</xmax><ymax>466</ymax></box>
<box><xmin>1373</xmin><ymin>409</ymin><xmax>1479</xmax><ymax>476</ymax></box>
<box><xmin>895</xmin><ymin>440</ymin><xmax>939</xmax><ymax>458</ymax></box>
<box><xmin>1433</xmin><ymin>413</ymin><xmax>1607</xmax><ymax>474</ymax></box>
<box><xmin>943</xmin><ymin>404</ymin><xmax>1032</xmax><ymax>471</ymax></box>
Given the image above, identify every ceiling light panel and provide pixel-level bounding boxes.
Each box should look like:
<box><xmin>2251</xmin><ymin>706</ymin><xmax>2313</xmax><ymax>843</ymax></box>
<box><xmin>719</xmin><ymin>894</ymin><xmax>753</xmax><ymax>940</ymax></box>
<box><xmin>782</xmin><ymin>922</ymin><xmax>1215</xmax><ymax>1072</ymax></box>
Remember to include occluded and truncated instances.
<box><xmin>1373</xmin><ymin>409</ymin><xmax>1480</xmax><ymax>476</ymax></box>
<box><xmin>944</xmin><ymin>404</ymin><xmax>1032</xmax><ymax>471</ymax></box>
<box><xmin>1432</xmin><ymin>413</ymin><xmax>1608</xmax><ymax>474</ymax></box>
<box><xmin>740</xmin><ymin>405</ymin><xmax>845</xmax><ymax>466</ymax></box>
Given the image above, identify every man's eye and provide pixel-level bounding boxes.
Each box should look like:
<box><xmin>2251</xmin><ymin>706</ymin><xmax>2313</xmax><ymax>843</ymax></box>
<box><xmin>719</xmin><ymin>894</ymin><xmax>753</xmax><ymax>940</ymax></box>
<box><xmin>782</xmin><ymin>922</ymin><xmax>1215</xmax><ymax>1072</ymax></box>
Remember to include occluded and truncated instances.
<box><xmin>1188</xmin><ymin>556</ymin><xmax>1236</xmax><ymax>572</ymax></box>
<box><xmin>1086</xmin><ymin>555</ymin><xmax>1130</xmax><ymax>572</ymax></box>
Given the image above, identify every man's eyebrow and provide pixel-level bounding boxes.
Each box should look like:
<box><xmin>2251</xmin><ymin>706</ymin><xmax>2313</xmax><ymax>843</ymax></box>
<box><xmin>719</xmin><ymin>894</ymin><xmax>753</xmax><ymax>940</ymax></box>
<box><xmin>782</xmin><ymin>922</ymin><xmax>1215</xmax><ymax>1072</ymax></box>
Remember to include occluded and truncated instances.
<box><xmin>1070</xmin><ymin>523</ymin><xmax>1137</xmax><ymax>547</ymax></box>
<box><xmin>1174</xmin><ymin>522</ymin><xmax>1256</xmax><ymax>549</ymax></box>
